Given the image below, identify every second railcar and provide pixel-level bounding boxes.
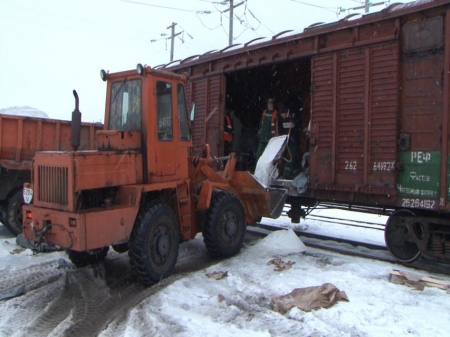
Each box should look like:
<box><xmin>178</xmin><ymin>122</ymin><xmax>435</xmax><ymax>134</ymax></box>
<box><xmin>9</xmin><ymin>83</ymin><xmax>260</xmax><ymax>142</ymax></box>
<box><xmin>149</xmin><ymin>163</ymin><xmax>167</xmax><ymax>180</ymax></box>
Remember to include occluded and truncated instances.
<box><xmin>167</xmin><ymin>0</ymin><xmax>450</xmax><ymax>264</ymax></box>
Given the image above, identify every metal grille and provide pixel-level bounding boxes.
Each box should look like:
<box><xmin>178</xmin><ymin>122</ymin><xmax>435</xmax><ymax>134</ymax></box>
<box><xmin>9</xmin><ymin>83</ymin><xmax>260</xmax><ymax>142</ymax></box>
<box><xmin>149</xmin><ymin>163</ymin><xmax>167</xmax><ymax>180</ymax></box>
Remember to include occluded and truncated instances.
<box><xmin>37</xmin><ymin>166</ymin><xmax>69</xmax><ymax>205</ymax></box>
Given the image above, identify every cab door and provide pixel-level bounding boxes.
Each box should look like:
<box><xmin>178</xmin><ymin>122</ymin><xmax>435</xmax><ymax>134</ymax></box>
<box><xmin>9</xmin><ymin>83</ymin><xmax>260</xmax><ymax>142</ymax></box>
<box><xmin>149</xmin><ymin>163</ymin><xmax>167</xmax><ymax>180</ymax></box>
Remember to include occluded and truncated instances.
<box><xmin>152</xmin><ymin>79</ymin><xmax>177</xmax><ymax>178</ymax></box>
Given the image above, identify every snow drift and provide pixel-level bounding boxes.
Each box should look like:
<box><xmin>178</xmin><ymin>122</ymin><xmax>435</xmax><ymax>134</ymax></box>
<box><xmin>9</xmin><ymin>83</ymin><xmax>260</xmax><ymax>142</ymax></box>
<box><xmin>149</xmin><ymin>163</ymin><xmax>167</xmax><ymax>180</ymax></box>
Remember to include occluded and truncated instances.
<box><xmin>0</xmin><ymin>106</ymin><xmax>49</xmax><ymax>118</ymax></box>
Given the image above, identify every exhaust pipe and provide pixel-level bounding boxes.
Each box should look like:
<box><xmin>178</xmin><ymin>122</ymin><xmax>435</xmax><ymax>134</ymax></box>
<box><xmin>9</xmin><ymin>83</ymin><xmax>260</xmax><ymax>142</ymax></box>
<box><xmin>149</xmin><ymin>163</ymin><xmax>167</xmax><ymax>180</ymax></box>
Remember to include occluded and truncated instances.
<box><xmin>71</xmin><ymin>90</ymin><xmax>82</xmax><ymax>151</ymax></box>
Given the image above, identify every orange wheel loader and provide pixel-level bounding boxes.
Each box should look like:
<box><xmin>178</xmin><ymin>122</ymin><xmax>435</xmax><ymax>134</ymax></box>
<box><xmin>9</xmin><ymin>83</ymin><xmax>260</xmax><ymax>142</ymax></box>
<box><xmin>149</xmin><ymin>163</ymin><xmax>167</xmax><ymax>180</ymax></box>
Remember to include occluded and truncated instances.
<box><xmin>22</xmin><ymin>64</ymin><xmax>287</xmax><ymax>286</ymax></box>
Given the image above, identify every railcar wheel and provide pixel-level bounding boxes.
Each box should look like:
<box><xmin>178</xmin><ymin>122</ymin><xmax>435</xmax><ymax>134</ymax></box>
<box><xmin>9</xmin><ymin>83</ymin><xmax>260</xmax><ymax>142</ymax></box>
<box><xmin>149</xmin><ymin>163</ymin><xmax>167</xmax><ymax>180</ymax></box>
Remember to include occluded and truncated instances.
<box><xmin>128</xmin><ymin>203</ymin><xmax>180</xmax><ymax>286</ymax></box>
<box><xmin>385</xmin><ymin>210</ymin><xmax>421</xmax><ymax>263</ymax></box>
<box><xmin>203</xmin><ymin>192</ymin><xmax>246</xmax><ymax>258</ymax></box>
<box><xmin>67</xmin><ymin>247</ymin><xmax>109</xmax><ymax>268</ymax></box>
<box><xmin>4</xmin><ymin>189</ymin><xmax>24</xmax><ymax>236</ymax></box>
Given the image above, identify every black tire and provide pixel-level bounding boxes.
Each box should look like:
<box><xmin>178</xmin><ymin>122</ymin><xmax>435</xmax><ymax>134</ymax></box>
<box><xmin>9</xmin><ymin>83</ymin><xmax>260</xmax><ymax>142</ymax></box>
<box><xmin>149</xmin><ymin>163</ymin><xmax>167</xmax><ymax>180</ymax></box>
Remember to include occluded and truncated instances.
<box><xmin>128</xmin><ymin>203</ymin><xmax>180</xmax><ymax>286</ymax></box>
<box><xmin>203</xmin><ymin>192</ymin><xmax>246</xmax><ymax>258</ymax></box>
<box><xmin>4</xmin><ymin>189</ymin><xmax>24</xmax><ymax>236</ymax></box>
<box><xmin>112</xmin><ymin>243</ymin><xmax>129</xmax><ymax>253</ymax></box>
<box><xmin>67</xmin><ymin>247</ymin><xmax>109</xmax><ymax>268</ymax></box>
<box><xmin>385</xmin><ymin>209</ymin><xmax>421</xmax><ymax>263</ymax></box>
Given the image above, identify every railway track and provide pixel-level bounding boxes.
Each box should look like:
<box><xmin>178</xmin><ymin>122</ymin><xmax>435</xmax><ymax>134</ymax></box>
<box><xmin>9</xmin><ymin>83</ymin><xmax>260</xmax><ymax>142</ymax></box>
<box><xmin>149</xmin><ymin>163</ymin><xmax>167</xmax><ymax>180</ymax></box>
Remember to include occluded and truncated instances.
<box><xmin>305</xmin><ymin>214</ymin><xmax>386</xmax><ymax>231</ymax></box>
<box><xmin>248</xmin><ymin>221</ymin><xmax>450</xmax><ymax>277</ymax></box>
<box><xmin>265</xmin><ymin>209</ymin><xmax>387</xmax><ymax>251</ymax></box>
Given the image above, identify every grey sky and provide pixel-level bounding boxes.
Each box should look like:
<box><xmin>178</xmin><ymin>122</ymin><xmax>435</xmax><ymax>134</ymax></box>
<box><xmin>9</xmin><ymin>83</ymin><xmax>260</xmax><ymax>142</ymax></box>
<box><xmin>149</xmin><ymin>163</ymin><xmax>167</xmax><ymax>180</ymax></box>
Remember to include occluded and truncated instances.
<box><xmin>0</xmin><ymin>0</ymin><xmax>410</xmax><ymax>122</ymax></box>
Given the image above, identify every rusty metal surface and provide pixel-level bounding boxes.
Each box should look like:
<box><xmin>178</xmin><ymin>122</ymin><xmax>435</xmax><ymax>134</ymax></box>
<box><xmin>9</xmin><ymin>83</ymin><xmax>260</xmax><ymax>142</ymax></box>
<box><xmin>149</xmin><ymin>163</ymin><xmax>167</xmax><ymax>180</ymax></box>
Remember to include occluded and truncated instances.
<box><xmin>189</xmin><ymin>79</ymin><xmax>207</xmax><ymax>154</ymax></box>
<box><xmin>23</xmin><ymin>203</ymin><xmax>139</xmax><ymax>251</ymax></box>
<box><xmin>310</xmin><ymin>54</ymin><xmax>333</xmax><ymax>185</ymax></box>
<box><xmin>168</xmin><ymin>1</ymin><xmax>450</xmax><ymax>76</ymax></box>
<box><xmin>97</xmin><ymin>130</ymin><xmax>141</xmax><ymax>151</ymax></box>
<box><xmin>444</xmin><ymin>8</ymin><xmax>450</xmax><ymax>207</ymax></box>
<box><xmin>32</xmin><ymin>151</ymin><xmax>143</xmax><ymax>212</ymax></box>
<box><xmin>206</xmin><ymin>75</ymin><xmax>224</xmax><ymax>156</ymax></box>
<box><xmin>163</xmin><ymin>1</ymin><xmax>450</xmax><ymax>212</ymax></box>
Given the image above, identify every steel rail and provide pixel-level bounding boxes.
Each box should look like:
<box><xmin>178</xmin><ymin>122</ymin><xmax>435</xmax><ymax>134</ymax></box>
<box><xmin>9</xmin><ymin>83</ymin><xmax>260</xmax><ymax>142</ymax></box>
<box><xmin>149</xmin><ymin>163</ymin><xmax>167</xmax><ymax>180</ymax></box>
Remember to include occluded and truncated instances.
<box><xmin>248</xmin><ymin>224</ymin><xmax>450</xmax><ymax>277</ymax></box>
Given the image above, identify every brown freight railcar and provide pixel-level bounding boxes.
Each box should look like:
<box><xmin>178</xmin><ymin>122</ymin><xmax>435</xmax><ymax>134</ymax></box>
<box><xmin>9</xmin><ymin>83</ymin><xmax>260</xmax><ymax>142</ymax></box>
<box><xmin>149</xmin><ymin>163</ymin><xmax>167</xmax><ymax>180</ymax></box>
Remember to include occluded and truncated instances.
<box><xmin>0</xmin><ymin>114</ymin><xmax>102</xmax><ymax>235</ymax></box>
<box><xmin>167</xmin><ymin>0</ymin><xmax>450</xmax><ymax>264</ymax></box>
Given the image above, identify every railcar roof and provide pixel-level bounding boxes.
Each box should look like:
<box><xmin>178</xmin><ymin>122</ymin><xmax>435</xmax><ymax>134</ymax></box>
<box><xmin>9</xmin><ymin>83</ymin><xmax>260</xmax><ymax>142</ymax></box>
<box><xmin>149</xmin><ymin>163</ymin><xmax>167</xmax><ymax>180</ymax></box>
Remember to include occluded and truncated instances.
<box><xmin>164</xmin><ymin>0</ymin><xmax>448</xmax><ymax>71</ymax></box>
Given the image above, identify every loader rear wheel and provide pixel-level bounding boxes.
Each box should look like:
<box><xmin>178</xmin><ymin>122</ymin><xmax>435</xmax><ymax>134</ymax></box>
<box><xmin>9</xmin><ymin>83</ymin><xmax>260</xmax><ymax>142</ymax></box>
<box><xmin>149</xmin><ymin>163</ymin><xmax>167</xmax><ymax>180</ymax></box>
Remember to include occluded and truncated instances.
<box><xmin>67</xmin><ymin>247</ymin><xmax>109</xmax><ymax>268</ymax></box>
<box><xmin>112</xmin><ymin>243</ymin><xmax>129</xmax><ymax>253</ymax></box>
<box><xmin>203</xmin><ymin>192</ymin><xmax>246</xmax><ymax>258</ymax></box>
<box><xmin>129</xmin><ymin>203</ymin><xmax>180</xmax><ymax>286</ymax></box>
<box><xmin>4</xmin><ymin>189</ymin><xmax>24</xmax><ymax>236</ymax></box>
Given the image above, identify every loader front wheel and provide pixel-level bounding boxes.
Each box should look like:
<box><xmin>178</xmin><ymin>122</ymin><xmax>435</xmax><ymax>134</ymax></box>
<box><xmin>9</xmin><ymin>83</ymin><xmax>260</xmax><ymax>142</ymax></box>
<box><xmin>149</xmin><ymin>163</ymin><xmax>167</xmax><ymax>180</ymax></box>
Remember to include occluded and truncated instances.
<box><xmin>5</xmin><ymin>189</ymin><xmax>24</xmax><ymax>236</ymax></box>
<box><xmin>67</xmin><ymin>247</ymin><xmax>109</xmax><ymax>268</ymax></box>
<box><xmin>203</xmin><ymin>192</ymin><xmax>246</xmax><ymax>258</ymax></box>
<box><xmin>129</xmin><ymin>203</ymin><xmax>180</xmax><ymax>286</ymax></box>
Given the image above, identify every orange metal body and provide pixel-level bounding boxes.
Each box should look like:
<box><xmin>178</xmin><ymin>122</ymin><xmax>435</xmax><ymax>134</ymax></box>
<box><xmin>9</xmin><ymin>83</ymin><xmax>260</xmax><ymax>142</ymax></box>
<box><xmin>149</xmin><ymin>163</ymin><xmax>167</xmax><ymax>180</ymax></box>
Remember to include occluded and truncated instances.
<box><xmin>191</xmin><ymin>147</ymin><xmax>286</xmax><ymax>223</ymax></box>
<box><xmin>22</xmin><ymin>67</ymin><xmax>197</xmax><ymax>250</ymax></box>
<box><xmin>0</xmin><ymin>114</ymin><xmax>100</xmax><ymax>171</ymax></box>
<box><xmin>0</xmin><ymin>114</ymin><xmax>101</xmax><ymax>207</ymax></box>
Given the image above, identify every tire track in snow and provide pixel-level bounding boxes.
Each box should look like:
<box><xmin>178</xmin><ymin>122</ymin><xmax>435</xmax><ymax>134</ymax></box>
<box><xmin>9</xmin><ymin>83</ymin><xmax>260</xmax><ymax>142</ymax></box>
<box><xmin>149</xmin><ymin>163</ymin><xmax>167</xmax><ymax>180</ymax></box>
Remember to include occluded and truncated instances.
<box><xmin>0</xmin><ymin>259</ymin><xmax>68</xmax><ymax>293</ymax></box>
<box><xmin>0</xmin><ymin>237</ymin><xmax>233</xmax><ymax>337</ymax></box>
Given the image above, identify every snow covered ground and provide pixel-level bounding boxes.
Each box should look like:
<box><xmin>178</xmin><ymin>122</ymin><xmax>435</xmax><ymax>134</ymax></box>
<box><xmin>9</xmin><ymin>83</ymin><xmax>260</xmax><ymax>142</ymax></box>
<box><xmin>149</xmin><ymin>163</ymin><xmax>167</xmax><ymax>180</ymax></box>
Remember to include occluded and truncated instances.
<box><xmin>263</xmin><ymin>208</ymin><xmax>387</xmax><ymax>247</ymax></box>
<box><xmin>0</xmin><ymin>211</ymin><xmax>450</xmax><ymax>337</ymax></box>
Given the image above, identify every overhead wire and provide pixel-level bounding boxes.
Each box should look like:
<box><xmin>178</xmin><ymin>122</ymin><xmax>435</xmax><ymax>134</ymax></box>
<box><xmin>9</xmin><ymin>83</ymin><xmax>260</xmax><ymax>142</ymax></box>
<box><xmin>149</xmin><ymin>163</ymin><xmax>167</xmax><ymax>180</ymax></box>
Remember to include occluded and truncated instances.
<box><xmin>288</xmin><ymin>0</ymin><xmax>341</xmax><ymax>14</ymax></box>
<box><xmin>246</xmin><ymin>6</ymin><xmax>274</xmax><ymax>35</ymax></box>
<box><xmin>119</xmin><ymin>0</ymin><xmax>206</xmax><ymax>13</ymax></box>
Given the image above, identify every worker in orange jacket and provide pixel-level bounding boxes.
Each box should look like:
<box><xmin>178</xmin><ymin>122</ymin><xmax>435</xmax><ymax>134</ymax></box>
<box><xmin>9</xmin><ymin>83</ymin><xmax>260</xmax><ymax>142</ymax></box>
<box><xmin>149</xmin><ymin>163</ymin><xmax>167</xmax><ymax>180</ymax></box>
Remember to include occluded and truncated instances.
<box><xmin>224</xmin><ymin>109</ymin><xmax>234</xmax><ymax>155</ymax></box>
<box><xmin>256</xmin><ymin>98</ymin><xmax>278</xmax><ymax>160</ymax></box>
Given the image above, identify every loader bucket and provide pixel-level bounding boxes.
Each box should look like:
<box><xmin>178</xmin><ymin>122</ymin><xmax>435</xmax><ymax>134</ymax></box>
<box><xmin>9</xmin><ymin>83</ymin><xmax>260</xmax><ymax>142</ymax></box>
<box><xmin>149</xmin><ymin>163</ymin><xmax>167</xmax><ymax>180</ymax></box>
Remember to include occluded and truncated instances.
<box><xmin>230</xmin><ymin>135</ymin><xmax>289</xmax><ymax>222</ymax></box>
<box><xmin>266</xmin><ymin>187</ymin><xmax>288</xmax><ymax>218</ymax></box>
<box><xmin>231</xmin><ymin>171</ymin><xmax>288</xmax><ymax>221</ymax></box>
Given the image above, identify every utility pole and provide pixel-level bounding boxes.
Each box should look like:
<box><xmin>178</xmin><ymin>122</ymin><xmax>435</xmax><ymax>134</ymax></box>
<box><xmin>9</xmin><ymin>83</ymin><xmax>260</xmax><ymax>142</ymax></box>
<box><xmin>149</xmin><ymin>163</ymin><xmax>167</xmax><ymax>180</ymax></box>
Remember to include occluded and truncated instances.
<box><xmin>151</xmin><ymin>23</ymin><xmax>192</xmax><ymax>62</ymax></box>
<box><xmin>229</xmin><ymin>0</ymin><xmax>234</xmax><ymax>46</ymax></box>
<box><xmin>223</xmin><ymin>0</ymin><xmax>245</xmax><ymax>46</ymax></box>
<box><xmin>167</xmin><ymin>22</ymin><xmax>182</xmax><ymax>62</ymax></box>
<box><xmin>348</xmin><ymin>1</ymin><xmax>386</xmax><ymax>13</ymax></box>
<box><xmin>365</xmin><ymin>0</ymin><xmax>370</xmax><ymax>13</ymax></box>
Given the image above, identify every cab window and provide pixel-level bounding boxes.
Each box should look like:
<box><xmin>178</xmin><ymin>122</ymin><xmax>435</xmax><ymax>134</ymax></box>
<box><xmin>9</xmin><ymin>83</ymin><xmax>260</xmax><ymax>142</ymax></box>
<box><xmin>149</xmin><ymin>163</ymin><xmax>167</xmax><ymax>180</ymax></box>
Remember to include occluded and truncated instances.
<box><xmin>156</xmin><ymin>81</ymin><xmax>173</xmax><ymax>141</ymax></box>
<box><xmin>109</xmin><ymin>79</ymin><xmax>141</xmax><ymax>131</ymax></box>
<box><xmin>177</xmin><ymin>84</ymin><xmax>191</xmax><ymax>141</ymax></box>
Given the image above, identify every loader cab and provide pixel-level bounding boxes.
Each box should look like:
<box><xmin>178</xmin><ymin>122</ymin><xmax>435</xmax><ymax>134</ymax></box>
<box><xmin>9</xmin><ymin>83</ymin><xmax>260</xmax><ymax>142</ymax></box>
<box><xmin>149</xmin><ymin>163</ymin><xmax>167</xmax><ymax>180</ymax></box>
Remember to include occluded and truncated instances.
<box><xmin>102</xmin><ymin>65</ymin><xmax>192</xmax><ymax>184</ymax></box>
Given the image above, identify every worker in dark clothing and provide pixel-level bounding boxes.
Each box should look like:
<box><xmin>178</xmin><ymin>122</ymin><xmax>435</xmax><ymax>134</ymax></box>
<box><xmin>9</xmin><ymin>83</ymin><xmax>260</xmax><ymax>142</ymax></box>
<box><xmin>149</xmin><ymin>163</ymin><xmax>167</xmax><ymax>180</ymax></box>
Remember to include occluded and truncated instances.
<box><xmin>223</xmin><ymin>109</ymin><xmax>233</xmax><ymax>155</ymax></box>
<box><xmin>256</xmin><ymin>98</ymin><xmax>278</xmax><ymax>160</ymax></box>
<box><xmin>278</xmin><ymin>105</ymin><xmax>300</xmax><ymax>179</ymax></box>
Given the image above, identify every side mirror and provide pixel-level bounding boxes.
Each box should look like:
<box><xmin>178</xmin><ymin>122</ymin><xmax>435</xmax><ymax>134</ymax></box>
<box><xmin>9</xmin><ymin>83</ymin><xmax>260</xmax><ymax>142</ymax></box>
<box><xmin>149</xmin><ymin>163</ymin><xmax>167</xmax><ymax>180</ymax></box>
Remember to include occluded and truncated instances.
<box><xmin>190</xmin><ymin>103</ymin><xmax>196</xmax><ymax>122</ymax></box>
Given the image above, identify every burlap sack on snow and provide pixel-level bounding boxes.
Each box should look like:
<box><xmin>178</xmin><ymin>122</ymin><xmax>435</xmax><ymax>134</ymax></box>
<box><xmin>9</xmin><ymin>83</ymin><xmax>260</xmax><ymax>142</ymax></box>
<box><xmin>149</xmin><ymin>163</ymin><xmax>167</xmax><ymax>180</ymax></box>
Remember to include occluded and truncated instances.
<box><xmin>271</xmin><ymin>283</ymin><xmax>349</xmax><ymax>313</ymax></box>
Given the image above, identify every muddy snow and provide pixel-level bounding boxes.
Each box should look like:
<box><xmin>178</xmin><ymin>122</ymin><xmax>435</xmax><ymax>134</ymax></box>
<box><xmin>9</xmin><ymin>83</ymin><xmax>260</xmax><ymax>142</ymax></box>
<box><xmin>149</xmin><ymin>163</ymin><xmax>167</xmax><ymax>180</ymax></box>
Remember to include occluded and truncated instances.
<box><xmin>0</xmin><ymin>214</ymin><xmax>450</xmax><ymax>337</ymax></box>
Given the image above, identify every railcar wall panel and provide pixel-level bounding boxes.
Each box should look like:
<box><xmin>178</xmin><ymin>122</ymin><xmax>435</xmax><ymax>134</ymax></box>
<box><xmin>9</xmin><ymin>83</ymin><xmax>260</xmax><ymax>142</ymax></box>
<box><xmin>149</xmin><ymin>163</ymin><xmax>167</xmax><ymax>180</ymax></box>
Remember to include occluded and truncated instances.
<box><xmin>336</xmin><ymin>48</ymin><xmax>365</xmax><ymax>185</ymax></box>
<box><xmin>359</xmin><ymin>20</ymin><xmax>397</xmax><ymax>42</ymax></box>
<box><xmin>368</xmin><ymin>42</ymin><xmax>399</xmax><ymax>188</ymax></box>
<box><xmin>191</xmin><ymin>79</ymin><xmax>207</xmax><ymax>154</ymax></box>
<box><xmin>397</xmin><ymin>53</ymin><xmax>444</xmax><ymax>202</ymax></box>
<box><xmin>395</xmin><ymin>13</ymin><xmax>446</xmax><ymax>209</ymax></box>
<box><xmin>401</xmin><ymin>55</ymin><xmax>443</xmax><ymax>150</ymax></box>
<box><xmin>186</xmin><ymin>75</ymin><xmax>224</xmax><ymax>156</ymax></box>
<box><xmin>310</xmin><ymin>54</ymin><xmax>334</xmax><ymax>184</ymax></box>
<box><xmin>311</xmin><ymin>41</ymin><xmax>400</xmax><ymax>191</ymax></box>
<box><xmin>325</xmin><ymin>28</ymin><xmax>353</xmax><ymax>48</ymax></box>
<box><xmin>206</xmin><ymin>75</ymin><xmax>224</xmax><ymax>156</ymax></box>
<box><xmin>184</xmin><ymin>82</ymin><xmax>192</xmax><ymax>114</ymax></box>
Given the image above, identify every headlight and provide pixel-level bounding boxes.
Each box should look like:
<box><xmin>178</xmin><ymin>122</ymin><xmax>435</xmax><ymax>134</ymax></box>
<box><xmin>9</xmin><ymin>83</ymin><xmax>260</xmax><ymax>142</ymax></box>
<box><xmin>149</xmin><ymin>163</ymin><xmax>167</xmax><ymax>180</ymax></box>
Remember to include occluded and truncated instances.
<box><xmin>100</xmin><ymin>69</ymin><xmax>108</xmax><ymax>81</ymax></box>
<box><xmin>137</xmin><ymin>63</ymin><xmax>145</xmax><ymax>76</ymax></box>
<box><xmin>23</xmin><ymin>186</ymin><xmax>33</xmax><ymax>204</ymax></box>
